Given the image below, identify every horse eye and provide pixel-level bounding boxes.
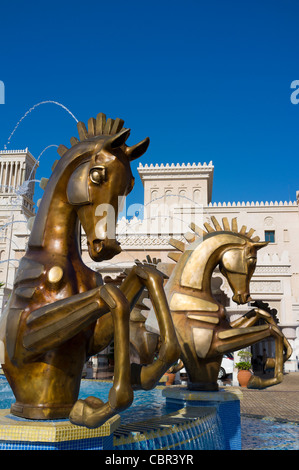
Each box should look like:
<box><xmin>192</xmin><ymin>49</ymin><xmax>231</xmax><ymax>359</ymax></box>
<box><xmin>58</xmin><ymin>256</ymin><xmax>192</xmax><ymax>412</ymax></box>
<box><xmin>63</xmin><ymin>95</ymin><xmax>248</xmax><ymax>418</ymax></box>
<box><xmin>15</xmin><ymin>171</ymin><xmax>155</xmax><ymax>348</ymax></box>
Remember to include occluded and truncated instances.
<box><xmin>90</xmin><ymin>167</ymin><xmax>106</xmax><ymax>184</ymax></box>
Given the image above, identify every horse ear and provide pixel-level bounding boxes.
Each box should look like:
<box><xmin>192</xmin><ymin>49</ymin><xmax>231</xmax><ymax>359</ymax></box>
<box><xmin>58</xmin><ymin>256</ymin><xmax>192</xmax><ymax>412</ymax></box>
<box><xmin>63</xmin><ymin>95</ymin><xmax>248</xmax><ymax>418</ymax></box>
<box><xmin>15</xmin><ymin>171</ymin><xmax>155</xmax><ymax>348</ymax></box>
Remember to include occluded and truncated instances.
<box><xmin>254</xmin><ymin>241</ymin><xmax>268</xmax><ymax>250</ymax></box>
<box><xmin>125</xmin><ymin>137</ymin><xmax>150</xmax><ymax>161</ymax></box>
<box><xmin>107</xmin><ymin>128</ymin><xmax>131</xmax><ymax>149</ymax></box>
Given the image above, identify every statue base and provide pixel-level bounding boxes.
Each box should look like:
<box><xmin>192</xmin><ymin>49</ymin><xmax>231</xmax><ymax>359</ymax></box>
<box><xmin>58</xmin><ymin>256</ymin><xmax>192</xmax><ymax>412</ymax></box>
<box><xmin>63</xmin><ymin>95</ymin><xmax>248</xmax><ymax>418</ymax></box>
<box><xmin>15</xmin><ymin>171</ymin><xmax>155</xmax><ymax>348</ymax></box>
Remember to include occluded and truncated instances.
<box><xmin>0</xmin><ymin>409</ymin><xmax>120</xmax><ymax>450</ymax></box>
<box><xmin>162</xmin><ymin>386</ymin><xmax>243</xmax><ymax>450</ymax></box>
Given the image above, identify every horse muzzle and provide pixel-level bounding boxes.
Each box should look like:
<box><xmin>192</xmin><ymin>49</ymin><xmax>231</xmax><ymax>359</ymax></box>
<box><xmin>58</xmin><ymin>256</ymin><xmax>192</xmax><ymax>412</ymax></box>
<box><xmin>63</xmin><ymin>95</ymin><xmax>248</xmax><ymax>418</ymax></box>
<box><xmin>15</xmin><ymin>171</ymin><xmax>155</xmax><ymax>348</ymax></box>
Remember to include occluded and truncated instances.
<box><xmin>232</xmin><ymin>292</ymin><xmax>253</xmax><ymax>304</ymax></box>
<box><xmin>88</xmin><ymin>238</ymin><xmax>121</xmax><ymax>261</ymax></box>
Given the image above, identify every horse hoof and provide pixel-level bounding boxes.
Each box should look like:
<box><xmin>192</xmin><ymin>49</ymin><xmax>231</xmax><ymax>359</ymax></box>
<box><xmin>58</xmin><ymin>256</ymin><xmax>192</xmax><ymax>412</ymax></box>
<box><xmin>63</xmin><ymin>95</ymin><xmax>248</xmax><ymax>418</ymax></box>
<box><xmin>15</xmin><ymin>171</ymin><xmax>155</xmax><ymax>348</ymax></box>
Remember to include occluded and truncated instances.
<box><xmin>69</xmin><ymin>399</ymin><xmax>87</xmax><ymax>426</ymax></box>
<box><xmin>247</xmin><ymin>375</ymin><xmax>262</xmax><ymax>389</ymax></box>
<box><xmin>69</xmin><ymin>396</ymin><xmax>108</xmax><ymax>428</ymax></box>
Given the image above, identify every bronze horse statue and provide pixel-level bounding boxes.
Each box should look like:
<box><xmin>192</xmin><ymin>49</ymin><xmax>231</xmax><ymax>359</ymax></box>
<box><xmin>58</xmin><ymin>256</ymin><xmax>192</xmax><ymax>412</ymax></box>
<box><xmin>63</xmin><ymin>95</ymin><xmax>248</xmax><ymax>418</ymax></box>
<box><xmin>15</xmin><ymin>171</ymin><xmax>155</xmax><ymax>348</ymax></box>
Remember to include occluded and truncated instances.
<box><xmin>0</xmin><ymin>114</ymin><xmax>180</xmax><ymax>428</ymax></box>
<box><xmin>144</xmin><ymin>216</ymin><xmax>292</xmax><ymax>391</ymax></box>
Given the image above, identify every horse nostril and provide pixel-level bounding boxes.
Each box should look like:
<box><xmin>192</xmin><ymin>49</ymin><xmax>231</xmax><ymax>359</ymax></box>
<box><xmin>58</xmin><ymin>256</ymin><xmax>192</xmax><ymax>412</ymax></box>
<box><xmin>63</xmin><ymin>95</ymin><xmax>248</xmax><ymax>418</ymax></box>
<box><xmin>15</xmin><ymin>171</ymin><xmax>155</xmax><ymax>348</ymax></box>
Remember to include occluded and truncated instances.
<box><xmin>233</xmin><ymin>293</ymin><xmax>252</xmax><ymax>305</ymax></box>
<box><xmin>241</xmin><ymin>293</ymin><xmax>252</xmax><ymax>304</ymax></box>
<box><xmin>93</xmin><ymin>239</ymin><xmax>104</xmax><ymax>252</ymax></box>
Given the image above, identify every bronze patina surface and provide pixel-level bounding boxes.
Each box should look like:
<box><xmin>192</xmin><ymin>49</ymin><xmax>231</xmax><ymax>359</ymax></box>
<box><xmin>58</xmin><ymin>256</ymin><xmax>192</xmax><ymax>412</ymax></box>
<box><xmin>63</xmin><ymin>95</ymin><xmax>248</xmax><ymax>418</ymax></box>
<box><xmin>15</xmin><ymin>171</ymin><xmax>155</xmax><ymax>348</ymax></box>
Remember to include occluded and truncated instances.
<box><xmin>0</xmin><ymin>114</ymin><xmax>180</xmax><ymax>428</ymax></box>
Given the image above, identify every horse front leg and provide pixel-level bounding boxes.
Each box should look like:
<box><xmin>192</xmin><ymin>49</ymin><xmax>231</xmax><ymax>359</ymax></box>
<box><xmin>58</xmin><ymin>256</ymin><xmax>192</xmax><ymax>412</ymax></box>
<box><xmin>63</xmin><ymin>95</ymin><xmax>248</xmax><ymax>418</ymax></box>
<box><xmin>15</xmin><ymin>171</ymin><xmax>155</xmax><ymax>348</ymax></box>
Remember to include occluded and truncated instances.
<box><xmin>215</xmin><ymin>322</ymin><xmax>287</xmax><ymax>388</ymax></box>
<box><xmin>252</xmin><ymin>308</ymin><xmax>292</xmax><ymax>363</ymax></box>
<box><xmin>242</xmin><ymin>307</ymin><xmax>292</xmax><ymax>388</ymax></box>
<box><xmin>229</xmin><ymin>307</ymin><xmax>272</xmax><ymax>328</ymax></box>
<box><xmin>119</xmin><ymin>265</ymin><xmax>180</xmax><ymax>390</ymax></box>
<box><xmin>69</xmin><ymin>284</ymin><xmax>133</xmax><ymax>428</ymax></box>
<box><xmin>229</xmin><ymin>307</ymin><xmax>292</xmax><ymax>373</ymax></box>
<box><xmin>247</xmin><ymin>329</ymin><xmax>285</xmax><ymax>389</ymax></box>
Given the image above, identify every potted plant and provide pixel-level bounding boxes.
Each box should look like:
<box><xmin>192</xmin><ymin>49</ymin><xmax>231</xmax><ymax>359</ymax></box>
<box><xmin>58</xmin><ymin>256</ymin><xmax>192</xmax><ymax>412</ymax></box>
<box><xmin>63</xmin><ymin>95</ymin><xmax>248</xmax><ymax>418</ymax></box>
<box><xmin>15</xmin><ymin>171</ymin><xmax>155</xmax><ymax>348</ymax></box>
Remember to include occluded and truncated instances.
<box><xmin>235</xmin><ymin>350</ymin><xmax>253</xmax><ymax>388</ymax></box>
<box><xmin>164</xmin><ymin>362</ymin><xmax>179</xmax><ymax>386</ymax></box>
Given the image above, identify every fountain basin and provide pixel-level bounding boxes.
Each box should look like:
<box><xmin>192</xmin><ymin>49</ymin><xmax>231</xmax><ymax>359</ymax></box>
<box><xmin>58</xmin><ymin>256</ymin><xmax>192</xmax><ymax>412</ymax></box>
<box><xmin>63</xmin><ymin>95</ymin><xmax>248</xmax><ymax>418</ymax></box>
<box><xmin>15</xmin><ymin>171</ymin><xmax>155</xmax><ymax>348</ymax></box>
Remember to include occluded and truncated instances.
<box><xmin>0</xmin><ymin>376</ymin><xmax>238</xmax><ymax>450</ymax></box>
<box><xmin>0</xmin><ymin>410</ymin><xmax>120</xmax><ymax>450</ymax></box>
<box><xmin>163</xmin><ymin>386</ymin><xmax>243</xmax><ymax>450</ymax></box>
<box><xmin>113</xmin><ymin>405</ymin><xmax>223</xmax><ymax>450</ymax></box>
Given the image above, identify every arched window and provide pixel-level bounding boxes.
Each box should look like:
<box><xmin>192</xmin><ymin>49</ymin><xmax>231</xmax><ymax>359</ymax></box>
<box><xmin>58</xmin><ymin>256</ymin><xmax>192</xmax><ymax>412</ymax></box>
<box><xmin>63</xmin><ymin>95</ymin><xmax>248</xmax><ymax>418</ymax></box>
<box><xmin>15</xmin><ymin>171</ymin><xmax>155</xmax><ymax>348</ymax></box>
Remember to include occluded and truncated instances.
<box><xmin>151</xmin><ymin>190</ymin><xmax>158</xmax><ymax>201</ymax></box>
<box><xmin>164</xmin><ymin>189</ymin><xmax>172</xmax><ymax>202</ymax></box>
<box><xmin>193</xmin><ymin>189</ymin><xmax>201</xmax><ymax>203</ymax></box>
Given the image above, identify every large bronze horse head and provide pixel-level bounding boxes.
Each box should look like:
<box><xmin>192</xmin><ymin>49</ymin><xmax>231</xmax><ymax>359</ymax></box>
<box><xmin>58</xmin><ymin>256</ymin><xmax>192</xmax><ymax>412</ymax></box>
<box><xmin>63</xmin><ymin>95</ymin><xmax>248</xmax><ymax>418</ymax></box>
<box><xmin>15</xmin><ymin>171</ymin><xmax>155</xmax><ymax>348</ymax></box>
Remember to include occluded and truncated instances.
<box><xmin>29</xmin><ymin>114</ymin><xmax>149</xmax><ymax>261</ymax></box>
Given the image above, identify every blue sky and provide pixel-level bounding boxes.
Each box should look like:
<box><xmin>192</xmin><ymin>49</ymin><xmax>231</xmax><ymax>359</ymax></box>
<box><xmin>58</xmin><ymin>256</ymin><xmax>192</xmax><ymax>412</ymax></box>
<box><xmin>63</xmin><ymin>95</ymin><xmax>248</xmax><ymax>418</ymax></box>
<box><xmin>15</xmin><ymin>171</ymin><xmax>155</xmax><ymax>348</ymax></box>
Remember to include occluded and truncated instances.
<box><xmin>1</xmin><ymin>0</ymin><xmax>299</xmax><ymax>212</ymax></box>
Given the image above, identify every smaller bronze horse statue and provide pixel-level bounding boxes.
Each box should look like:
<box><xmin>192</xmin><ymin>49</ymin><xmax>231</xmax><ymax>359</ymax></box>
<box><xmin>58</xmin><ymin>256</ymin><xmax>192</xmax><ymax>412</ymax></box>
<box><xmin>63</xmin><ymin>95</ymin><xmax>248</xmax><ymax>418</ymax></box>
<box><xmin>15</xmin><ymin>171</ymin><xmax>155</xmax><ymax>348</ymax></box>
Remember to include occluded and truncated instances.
<box><xmin>146</xmin><ymin>216</ymin><xmax>292</xmax><ymax>391</ymax></box>
<box><xmin>0</xmin><ymin>114</ymin><xmax>180</xmax><ymax>428</ymax></box>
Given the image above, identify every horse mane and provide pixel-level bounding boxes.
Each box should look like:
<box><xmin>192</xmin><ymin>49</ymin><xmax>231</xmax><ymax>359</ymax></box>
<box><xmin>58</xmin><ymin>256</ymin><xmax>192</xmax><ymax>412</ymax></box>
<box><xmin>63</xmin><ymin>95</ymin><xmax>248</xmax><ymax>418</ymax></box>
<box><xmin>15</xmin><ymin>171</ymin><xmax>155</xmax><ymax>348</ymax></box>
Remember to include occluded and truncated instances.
<box><xmin>167</xmin><ymin>216</ymin><xmax>261</xmax><ymax>264</ymax></box>
<box><xmin>57</xmin><ymin>113</ymin><xmax>126</xmax><ymax>158</ymax></box>
<box><xmin>27</xmin><ymin>114</ymin><xmax>127</xmax><ymax>233</ymax></box>
<box><xmin>44</xmin><ymin>113</ymin><xmax>127</xmax><ymax>183</ymax></box>
<box><xmin>27</xmin><ymin>114</ymin><xmax>127</xmax><ymax>228</ymax></box>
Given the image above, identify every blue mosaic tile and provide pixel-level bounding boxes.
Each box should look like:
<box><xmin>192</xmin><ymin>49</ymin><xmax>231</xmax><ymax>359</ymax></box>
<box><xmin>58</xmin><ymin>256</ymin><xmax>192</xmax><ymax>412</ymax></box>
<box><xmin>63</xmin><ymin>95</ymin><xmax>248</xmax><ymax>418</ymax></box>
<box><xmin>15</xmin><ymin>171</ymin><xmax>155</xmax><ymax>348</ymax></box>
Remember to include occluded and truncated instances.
<box><xmin>0</xmin><ymin>436</ymin><xmax>114</xmax><ymax>450</ymax></box>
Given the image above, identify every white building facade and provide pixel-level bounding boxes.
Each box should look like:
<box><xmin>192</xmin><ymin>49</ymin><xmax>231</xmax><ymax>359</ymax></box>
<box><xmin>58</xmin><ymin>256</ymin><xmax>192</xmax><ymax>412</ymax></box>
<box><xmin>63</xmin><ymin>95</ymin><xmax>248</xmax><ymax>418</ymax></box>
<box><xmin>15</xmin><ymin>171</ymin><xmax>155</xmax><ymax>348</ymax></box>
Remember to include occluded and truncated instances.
<box><xmin>0</xmin><ymin>149</ymin><xmax>37</xmax><ymax>308</ymax></box>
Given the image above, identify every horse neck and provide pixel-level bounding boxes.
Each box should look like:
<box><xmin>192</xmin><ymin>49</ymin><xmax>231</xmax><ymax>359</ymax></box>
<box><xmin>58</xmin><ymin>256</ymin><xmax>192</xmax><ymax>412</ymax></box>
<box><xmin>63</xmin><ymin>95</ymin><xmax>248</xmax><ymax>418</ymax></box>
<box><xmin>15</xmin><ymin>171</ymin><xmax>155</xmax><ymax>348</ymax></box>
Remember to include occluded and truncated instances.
<box><xmin>28</xmin><ymin>172</ymin><xmax>80</xmax><ymax>259</ymax></box>
<box><xmin>43</xmin><ymin>195</ymin><xmax>79</xmax><ymax>257</ymax></box>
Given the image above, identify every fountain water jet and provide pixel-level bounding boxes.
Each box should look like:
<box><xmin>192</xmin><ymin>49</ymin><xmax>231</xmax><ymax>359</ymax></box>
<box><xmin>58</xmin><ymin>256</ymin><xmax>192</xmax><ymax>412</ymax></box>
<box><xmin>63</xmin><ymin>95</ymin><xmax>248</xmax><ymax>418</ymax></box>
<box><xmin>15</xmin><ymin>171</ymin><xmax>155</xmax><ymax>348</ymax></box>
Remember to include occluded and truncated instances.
<box><xmin>5</xmin><ymin>101</ymin><xmax>78</xmax><ymax>148</ymax></box>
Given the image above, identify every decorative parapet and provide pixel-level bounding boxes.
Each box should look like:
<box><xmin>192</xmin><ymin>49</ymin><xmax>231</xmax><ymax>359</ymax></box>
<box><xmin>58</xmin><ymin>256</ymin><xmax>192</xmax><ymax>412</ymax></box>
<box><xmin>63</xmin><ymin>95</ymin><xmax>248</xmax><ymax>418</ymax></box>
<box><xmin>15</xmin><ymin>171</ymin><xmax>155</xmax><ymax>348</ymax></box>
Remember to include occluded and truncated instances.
<box><xmin>138</xmin><ymin>161</ymin><xmax>214</xmax><ymax>170</ymax></box>
<box><xmin>0</xmin><ymin>148</ymin><xmax>37</xmax><ymax>167</ymax></box>
<box><xmin>117</xmin><ymin>235</ymin><xmax>180</xmax><ymax>249</ymax></box>
<box><xmin>138</xmin><ymin>161</ymin><xmax>214</xmax><ymax>180</ymax></box>
<box><xmin>0</xmin><ymin>149</ymin><xmax>29</xmax><ymax>154</ymax></box>
<box><xmin>207</xmin><ymin>200</ymin><xmax>297</xmax><ymax>207</ymax></box>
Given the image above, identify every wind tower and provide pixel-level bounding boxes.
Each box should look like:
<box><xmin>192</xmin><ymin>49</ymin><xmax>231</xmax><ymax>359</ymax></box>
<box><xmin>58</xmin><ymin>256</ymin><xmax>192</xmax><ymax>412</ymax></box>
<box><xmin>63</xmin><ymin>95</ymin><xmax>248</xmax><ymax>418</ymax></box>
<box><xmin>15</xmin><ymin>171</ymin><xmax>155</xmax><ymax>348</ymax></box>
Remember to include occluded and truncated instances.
<box><xmin>0</xmin><ymin>148</ymin><xmax>38</xmax><ymax>307</ymax></box>
<box><xmin>0</xmin><ymin>148</ymin><xmax>37</xmax><ymax>217</ymax></box>
<box><xmin>137</xmin><ymin>161</ymin><xmax>214</xmax><ymax>235</ymax></box>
